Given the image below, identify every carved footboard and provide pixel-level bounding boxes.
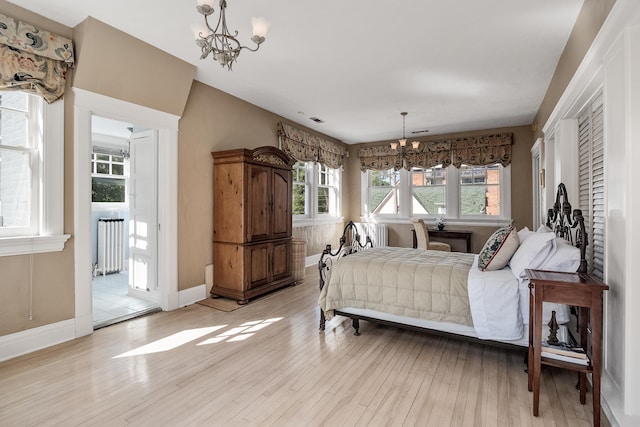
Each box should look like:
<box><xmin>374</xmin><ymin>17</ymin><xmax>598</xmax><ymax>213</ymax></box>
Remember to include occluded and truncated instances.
<box><xmin>318</xmin><ymin>220</ymin><xmax>372</xmax><ymax>331</ymax></box>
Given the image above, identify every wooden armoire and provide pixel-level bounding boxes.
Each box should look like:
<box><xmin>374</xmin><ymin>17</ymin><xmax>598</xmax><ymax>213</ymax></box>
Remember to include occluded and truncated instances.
<box><xmin>211</xmin><ymin>146</ymin><xmax>296</xmax><ymax>304</ymax></box>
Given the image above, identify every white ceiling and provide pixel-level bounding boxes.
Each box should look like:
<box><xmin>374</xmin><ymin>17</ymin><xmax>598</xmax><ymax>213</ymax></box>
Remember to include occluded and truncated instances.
<box><xmin>8</xmin><ymin>0</ymin><xmax>584</xmax><ymax>144</ymax></box>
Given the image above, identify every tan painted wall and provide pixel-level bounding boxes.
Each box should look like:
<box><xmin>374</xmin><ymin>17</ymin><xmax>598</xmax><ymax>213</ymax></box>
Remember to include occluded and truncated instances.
<box><xmin>0</xmin><ymin>1</ymin><xmax>76</xmax><ymax>335</ymax></box>
<box><xmin>73</xmin><ymin>17</ymin><xmax>195</xmax><ymax>117</ymax></box>
<box><xmin>177</xmin><ymin>81</ymin><xmax>346</xmax><ymax>290</ymax></box>
<box><xmin>533</xmin><ymin>0</ymin><xmax>616</xmax><ymax>140</ymax></box>
<box><xmin>344</xmin><ymin>125</ymin><xmax>534</xmax><ymax>252</ymax></box>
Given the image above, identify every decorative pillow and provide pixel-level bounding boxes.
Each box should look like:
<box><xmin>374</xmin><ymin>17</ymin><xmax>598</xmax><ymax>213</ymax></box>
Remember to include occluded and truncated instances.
<box><xmin>517</xmin><ymin>227</ymin><xmax>535</xmax><ymax>243</ymax></box>
<box><xmin>477</xmin><ymin>225</ymin><xmax>520</xmax><ymax>271</ymax></box>
<box><xmin>508</xmin><ymin>231</ymin><xmax>556</xmax><ymax>279</ymax></box>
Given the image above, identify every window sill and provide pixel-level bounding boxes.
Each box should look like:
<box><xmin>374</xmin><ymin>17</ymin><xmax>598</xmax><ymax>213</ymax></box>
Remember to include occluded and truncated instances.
<box><xmin>0</xmin><ymin>234</ymin><xmax>71</xmax><ymax>257</ymax></box>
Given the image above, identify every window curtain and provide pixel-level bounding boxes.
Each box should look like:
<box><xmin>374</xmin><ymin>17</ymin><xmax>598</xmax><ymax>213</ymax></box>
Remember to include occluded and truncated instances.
<box><xmin>277</xmin><ymin>122</ymin><xmax>347</xmax><ymax>169</ymax></box>
<box><xmin>358</xmin><ymin>132</ymin><xmax>512</xmax><ymax>171</ymax></box>
<box><xmin>0</xmin><ymin>13</ymin><xmax>75</xmax><ymax>103</ymax></box>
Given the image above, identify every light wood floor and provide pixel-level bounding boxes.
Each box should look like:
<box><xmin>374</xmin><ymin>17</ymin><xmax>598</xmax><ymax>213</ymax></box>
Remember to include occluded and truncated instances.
<box><xmin>0</xmin><ymin>267</ymin><xmax>595</xmax><ymax>426</ymax></box>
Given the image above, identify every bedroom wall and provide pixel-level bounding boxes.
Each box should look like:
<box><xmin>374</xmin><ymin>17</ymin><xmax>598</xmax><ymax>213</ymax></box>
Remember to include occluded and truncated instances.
<box><xmin>177</xmin><ymin>81</ymin><xmax>347</xmax><ymax>290</ymax></box>
<box><xmin>0</xmin><ymin>4</ymin><xmax>345</xmax><ymax>337</ymax></box>
<box><xmin>0</xmin><ymin>1</ymin><xmax>76</xmax><ymax>336</ymax></box>
<box><xmin>345</xmin><ymin>124</ymin><xmax>533</xmax><ymax>252</ymax></box>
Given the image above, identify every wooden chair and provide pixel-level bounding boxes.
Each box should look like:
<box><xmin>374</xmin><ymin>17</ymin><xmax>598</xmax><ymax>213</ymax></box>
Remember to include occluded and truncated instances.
<box><xmin>411</xmin><ymin>219</ymin><xmax>451</xmax><ymax>252</ymax></box>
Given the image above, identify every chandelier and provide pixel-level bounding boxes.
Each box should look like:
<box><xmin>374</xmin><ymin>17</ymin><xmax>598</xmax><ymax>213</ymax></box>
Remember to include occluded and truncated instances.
<box><xmin>193</xmin><ymin>0</ymin><xmax>269</xmax><ymax>70</ymax></box>
<box><xmin>391</xmin><ymin>112</ymin><xmax>421</xmax><ymax>151</ymax></box>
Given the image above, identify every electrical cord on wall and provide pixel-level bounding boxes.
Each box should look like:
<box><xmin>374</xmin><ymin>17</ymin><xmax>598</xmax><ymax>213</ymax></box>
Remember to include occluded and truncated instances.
<box><xmin>29</xmin><ymin>253</ymin><xmax>33</xmax><ymax>321</ymax></box>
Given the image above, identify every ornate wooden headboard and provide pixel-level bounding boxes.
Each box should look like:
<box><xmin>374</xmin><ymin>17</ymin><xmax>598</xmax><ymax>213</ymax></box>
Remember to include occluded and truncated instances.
<box><xmin>545</xmin><ymin>183</ymin><xmax>588</xmax><ymax>274</ymax></box>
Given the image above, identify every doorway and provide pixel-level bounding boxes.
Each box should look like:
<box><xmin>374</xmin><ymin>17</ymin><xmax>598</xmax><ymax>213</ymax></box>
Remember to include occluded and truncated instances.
<box><xmin>73</xmin><ymin>88</ymin><xmax>181</xmax><ymax>338</ymax></box>
<box><xmin>90</xmin><ymin>116</ymin><xmax>160</xmax><ymax>328</ymax></box>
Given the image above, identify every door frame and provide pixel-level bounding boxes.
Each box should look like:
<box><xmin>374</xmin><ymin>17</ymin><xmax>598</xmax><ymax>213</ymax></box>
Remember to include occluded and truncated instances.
<box><xmin>73</xmin><ymin>88</ymin><xmax>179</xmax><ymax>337</ymax></box>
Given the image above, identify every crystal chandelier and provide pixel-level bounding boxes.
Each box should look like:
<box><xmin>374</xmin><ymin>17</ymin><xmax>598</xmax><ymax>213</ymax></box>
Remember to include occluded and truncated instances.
<box><xmin>391</xmin><ymin>112</ymin><xmax>420</xmax><ymax>151</ymax></box>
<box><xmin>193</xmin><ymin>0</ymin><xmax>269</xmax><ymax>70</ymax></box>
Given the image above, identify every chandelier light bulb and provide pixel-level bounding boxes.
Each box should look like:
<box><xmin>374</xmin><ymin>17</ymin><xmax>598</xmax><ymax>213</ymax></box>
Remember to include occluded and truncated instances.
<box><xmin>412</xmin><ymin>140</ymin><xmax>420</xmax><ymax>149</ymax></box>
<box><xmin>399</xmin><ymin>138</ymin><xmax>407</xmax><ymax>147</ymax></box>
<box><xmin>251</xmin><ymin>17</ymin><xmax>270</xmax><ymax>41</ymax></box>
<box><xmin>390</xmin><ymin>141</ymin><xmax>399</xmax><ymax>150</ymax></box>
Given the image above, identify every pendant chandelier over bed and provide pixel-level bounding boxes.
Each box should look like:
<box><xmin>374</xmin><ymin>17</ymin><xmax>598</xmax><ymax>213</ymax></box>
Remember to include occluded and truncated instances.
<box><xmin>192</xmin><ymin>0</ymin><xmax>269</xmax><ymax>70</ymax></box>
<box><xmin>390</xmin><ymin>112</ymin><xmax>421</xmax><ymax>151</ymax></box>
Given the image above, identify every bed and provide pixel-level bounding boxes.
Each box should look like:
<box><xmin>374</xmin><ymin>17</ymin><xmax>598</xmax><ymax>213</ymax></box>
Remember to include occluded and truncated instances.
<box><xmin>318</xmin><ymin>183</ymin><xmax>587</xmax><ymax>349</ymax></box>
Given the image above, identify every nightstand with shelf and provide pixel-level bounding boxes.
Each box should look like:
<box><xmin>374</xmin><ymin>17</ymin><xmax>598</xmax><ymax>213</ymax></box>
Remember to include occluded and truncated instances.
<box><xmin>526</xmin><ymin>268</ymin><xmax>609</xmax><ymax>427</ymax></box>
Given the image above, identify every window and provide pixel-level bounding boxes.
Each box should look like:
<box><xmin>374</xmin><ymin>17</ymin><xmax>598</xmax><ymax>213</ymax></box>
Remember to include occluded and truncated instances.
<box><xmin>362</xmin><ymin>163</ymin><xmax>510</xmax><ymax>223</ymax></box>
<box><xmin>0</xmin><ymin>91</ymin><xmax>68</xmax><ymax>256</ymax></box>
<box><xmin>317</xmin><ymin>164</ymin><xmax>338</xmax><ymax>215</ymax></box>
<box><xmin>459</xmin><ymin>164</ymin><xmax>501</xmax><ymax>216</ymax></box>
<box><xmin>368</xmin><ymin>169</ymin><xmax>400</xmax><ymax>215</ymax></box>
<box><xmin>292</xmin><ymin>161</ymin><xmax>308</xmax><ymax>215</ymax></box>
<box><xmin>0</xmin><ymin>92</ymin><xmax>38</xmax><ymax>235</ymax></box>
<box><xmin>91</xmin><ymin>151</ymin><xmax>127</xmax><ymax>203</ymax></box>
<box><xmin>411</xmin><ymin>166</ymin><xmax>446</xmax><ymax>215</ymax></box>
<box><xmin>292</xmin><ymin>161</ymin><xmax>341</xmax><ymax>221</ymax></box>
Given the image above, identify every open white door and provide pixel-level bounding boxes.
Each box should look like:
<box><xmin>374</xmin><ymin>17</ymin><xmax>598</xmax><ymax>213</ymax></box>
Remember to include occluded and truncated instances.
<box><xmin>128</xmin><ymin>129</ymin><xmax>159</xmax><ymax>303</ymax></box>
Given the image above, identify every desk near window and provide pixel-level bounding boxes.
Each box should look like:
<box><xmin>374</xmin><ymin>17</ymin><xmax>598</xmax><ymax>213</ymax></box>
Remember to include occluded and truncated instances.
<box><xmin>411</xmin><ymin>229</ymin><xmax>472</xmax><ymax>253</ymax></box>
<box><xmin>526</xmin><ymin>268</ymin><xmax>609</xmax><ymax>427</ymax></box>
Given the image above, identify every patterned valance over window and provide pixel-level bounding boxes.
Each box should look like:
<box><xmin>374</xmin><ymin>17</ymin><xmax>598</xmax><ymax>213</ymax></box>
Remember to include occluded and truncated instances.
<box><xmin>277</xmin><ymin>122</ymin><xmax>348</xmax><ymax>169</ymax></box>
<box><xmin>0</xmin><ymin>13</ymin><xmax>75</xmax><ymax>103</ymax></box>
<box><xmin>451</xmin><ymin>133</ymin><xmax>512</xmax><ymax>168</ymax></box>
<box><xmin>358</xmin><ymin>132</ymin><xmax>512</xmax><ymax>171</ymax></box>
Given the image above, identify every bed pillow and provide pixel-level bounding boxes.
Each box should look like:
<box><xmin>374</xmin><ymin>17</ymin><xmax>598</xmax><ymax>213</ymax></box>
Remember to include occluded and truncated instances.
<box><xmin>517</xmin><ymin>227</ymin><xmax>535</xmax><ymax>243</ymax></box>
<box><xmin>537</xmin><ymin>238</ymin><xmax>581</xmax><ymax>272</ymax></box>
<box><xmin>477</xmin><ymin>225</ymin><xmax>519</xmax><ymax>271</ymax></box>
<box><xmin>508</xmin><ymin>231</ymin><xmax>556</xmax><ymax>279</ymax></box>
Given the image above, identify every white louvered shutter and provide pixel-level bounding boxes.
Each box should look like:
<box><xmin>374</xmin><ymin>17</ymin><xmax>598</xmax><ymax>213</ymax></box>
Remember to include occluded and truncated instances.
<box><xmin>577</xmin><ymin>93</ymin><xmax>605</xmax><ymax>279</ymax></box>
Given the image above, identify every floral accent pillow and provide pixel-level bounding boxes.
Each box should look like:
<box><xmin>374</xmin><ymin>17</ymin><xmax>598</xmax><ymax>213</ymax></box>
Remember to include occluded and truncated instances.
<box><xmin>477</xmin><ymin>225</ymin><xmax>520</xmax><ymax>271</ymax></box>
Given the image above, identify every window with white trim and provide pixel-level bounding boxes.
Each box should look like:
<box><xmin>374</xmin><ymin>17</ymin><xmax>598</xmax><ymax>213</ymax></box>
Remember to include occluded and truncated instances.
<box><xmin>292</xmin><ymin>161</ymin><xmax>341</xmax><ymax>220</ymax></box>
<box><xmin>363</xmin><ymin>163</ymin><xmax>510</xmax><ymax>222</ymax></box>
<box><xmin>0</xmin><ymin>91</ymin><xmax>68</xmax><ymax>256</ymax></box>
<box><xmin>91</xmin><ymin>150</ymin><xmax>128</xmax><ymax>203</ymax></box>
<box><xmin>0</xmin><ymin>92</ymin><xmax>39</xmax><ymax>236</ymax></box>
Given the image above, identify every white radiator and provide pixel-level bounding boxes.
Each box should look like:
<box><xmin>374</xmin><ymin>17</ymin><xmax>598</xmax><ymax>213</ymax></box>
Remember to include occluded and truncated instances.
<box><xmin>352</xmin><ymin>222</ymin><xmax>388</xmax><ymax>247</ymax></box>
<box><xmin>98</xmin><ymin>218</ymin><xmax>126</xmax><ymax>276</ymax></box>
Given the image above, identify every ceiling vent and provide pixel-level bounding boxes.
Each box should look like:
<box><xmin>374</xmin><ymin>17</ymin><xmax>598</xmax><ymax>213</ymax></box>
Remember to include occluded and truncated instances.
<box><xmin>309</xmin><ymin>117</ymin><xmax>324</xmax><ymax>123</ymax></box>
<box><xmin>411</xmin><ymin>129</ymin><xmax>429</xmax><ymax>134</ymax></box>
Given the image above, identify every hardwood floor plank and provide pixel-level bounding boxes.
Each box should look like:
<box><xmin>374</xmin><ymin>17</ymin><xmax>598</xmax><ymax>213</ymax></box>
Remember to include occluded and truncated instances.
<box><xmin>0</xmin><ymin>267</ymin><xmax>595</xmax><ymax>426</ymax></box>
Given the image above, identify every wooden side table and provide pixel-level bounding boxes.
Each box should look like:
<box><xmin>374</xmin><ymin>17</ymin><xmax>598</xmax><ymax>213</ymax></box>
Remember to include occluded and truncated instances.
<box><xmin>526</xmin><ymin>269</ymin><xmax>609</xmax><ymax>427</ymax></box>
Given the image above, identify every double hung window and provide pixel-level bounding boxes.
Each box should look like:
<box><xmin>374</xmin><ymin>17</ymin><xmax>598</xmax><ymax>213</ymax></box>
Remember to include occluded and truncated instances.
<box><xmin>293</xmin><ymin>161</ymin><xmax>341</xmax><ymax>221</ymax></box>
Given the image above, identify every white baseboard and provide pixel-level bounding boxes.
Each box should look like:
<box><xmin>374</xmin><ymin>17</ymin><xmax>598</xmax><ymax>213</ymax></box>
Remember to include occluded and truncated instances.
<box><xmin>0</xmin><ymin>319</ymin><xmax>76</xmax><ymax>362</ymax></box>
<box><xmin>306</xmin><ymin>253</ymin><xmax>321</xmax><ymax>267</ymax></box>
<box><xmin>179</xmin><ymin>284</ymin><xmax>207</xmax><ymax>307</ymax></box>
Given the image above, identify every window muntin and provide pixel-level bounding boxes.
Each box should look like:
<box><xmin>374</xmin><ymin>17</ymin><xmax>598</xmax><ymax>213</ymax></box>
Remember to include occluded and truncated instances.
<box><xmin>411</xmin><ymin>166</ymin><xmax>446</xmax><ymax>215</ymax></box>
<box><xmin>368</xmin><ymin>169</ymin><xmax>400</xmax><ymax>215</ymax></box>
<box><xmin>0</xmin><ymin>92</ymin><xmax>40</xmax><ymax>236</ymax></box>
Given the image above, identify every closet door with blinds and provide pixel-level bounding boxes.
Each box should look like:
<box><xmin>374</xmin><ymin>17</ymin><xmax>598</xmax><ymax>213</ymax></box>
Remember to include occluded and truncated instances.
<box><xmin>577</xmin><ymin>93</ymin><xmax>605</xmax><ymax>279</ymax></box>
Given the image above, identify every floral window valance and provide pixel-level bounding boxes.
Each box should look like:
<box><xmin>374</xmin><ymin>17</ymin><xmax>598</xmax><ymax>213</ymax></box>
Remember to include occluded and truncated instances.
<box><xmin>277</xmin><ymin>122</ymin><xmax>348</xmax><ymax>169</ymax></box>
<box><xmin>358</xmin><ymin>132</ymin><xmax>512</xmax><ymax>171</ymax></box>
<box><xmin>0</xmin><ymin>13</ymin><xmax>75</xmax><ymax>103</ymax></box>
<box><xmin>451</xmin><ymin>133</ymin><xmax>512</xmax><ymax>168</ymax></box>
